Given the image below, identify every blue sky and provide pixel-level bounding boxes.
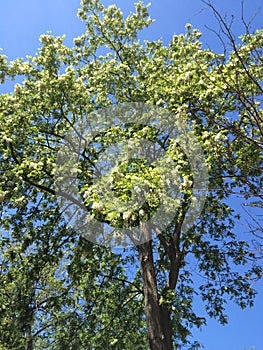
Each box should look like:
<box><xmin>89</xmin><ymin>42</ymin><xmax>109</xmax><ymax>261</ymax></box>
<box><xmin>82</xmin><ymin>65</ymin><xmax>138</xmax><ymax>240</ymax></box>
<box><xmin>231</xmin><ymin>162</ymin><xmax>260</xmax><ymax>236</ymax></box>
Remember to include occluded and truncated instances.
<box><xmin>0</xmin><ymin>1</ymin><xmax>263</xmax><ymax>349</ymax></box>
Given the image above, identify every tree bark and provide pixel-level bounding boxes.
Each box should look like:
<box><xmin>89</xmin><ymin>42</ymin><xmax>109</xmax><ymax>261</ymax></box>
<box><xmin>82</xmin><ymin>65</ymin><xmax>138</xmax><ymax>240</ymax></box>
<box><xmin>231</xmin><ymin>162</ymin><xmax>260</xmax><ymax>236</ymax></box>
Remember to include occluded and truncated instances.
<box><xmin>138</xmin><ymin>222</ymin><xmax>173</xmax><ymax>350</ymax></box>
<box><xmin>25</xmin><ymin>309</ymin><xmax>33</xmax><ymax>350</ymax></box>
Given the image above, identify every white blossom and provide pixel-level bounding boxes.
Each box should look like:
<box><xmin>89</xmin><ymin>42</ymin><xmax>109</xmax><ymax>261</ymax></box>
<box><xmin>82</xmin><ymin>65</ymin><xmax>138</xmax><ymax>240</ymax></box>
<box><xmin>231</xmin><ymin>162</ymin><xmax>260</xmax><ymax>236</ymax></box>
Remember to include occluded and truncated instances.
<box><xmin>0</xmin><ymin>191</ymin><xmax>7</xmax><ymax>202</ymax></box>
<box><xmin>92</xmin><ymin>202</ymin><xmax>103</xmax><ymax>210</ymax></box>
<box><xmin>139</xmin><ymin>209</ymin><xmax>145</xmax><ymax>216</ymax></box>
<box><xmin>123</xmin><ymin>212</ymin><xmax>131</xmax><ymax>221</ymax></box>
<box><xmin>2</xmin><ymin>135</ymin><xmax>12</xmax><ymax>143</ymax></box>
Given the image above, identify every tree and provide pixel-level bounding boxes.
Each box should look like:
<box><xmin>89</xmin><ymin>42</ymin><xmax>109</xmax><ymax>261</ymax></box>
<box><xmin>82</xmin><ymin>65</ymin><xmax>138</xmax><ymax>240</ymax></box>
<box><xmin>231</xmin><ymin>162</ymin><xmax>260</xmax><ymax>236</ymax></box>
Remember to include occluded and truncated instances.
<box><xmin>0</xmin><ymin>1</ymin><xmax>262</xmax><ymax>349</ymax></box>
<box><xmin>201</xmin><ymin>0</ymin><xmax>263</xmax><ymax>267</ymax></box>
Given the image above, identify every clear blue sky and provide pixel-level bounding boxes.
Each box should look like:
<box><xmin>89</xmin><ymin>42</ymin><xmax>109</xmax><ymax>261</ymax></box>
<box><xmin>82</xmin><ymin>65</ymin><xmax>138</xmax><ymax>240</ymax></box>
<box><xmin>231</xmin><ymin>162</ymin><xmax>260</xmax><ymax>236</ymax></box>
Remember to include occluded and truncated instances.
<box><xmin>0</xmin><ymin>1</ymin><xmax>262</xmax><ymax>349</ymax></box>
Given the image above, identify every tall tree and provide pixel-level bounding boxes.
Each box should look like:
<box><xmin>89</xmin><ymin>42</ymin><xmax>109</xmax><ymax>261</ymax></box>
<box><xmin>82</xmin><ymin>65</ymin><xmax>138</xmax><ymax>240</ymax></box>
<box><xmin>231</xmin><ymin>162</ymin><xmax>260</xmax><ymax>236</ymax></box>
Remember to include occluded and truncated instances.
<box><xmin>0</xmin><ymin>1</ymin><xmax>262</xmax><ymax>349</ymax></box>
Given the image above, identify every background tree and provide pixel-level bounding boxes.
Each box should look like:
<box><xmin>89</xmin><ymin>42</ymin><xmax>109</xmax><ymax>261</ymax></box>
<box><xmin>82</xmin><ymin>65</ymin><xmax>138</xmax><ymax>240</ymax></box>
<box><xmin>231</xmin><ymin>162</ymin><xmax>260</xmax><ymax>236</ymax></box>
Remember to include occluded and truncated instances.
<box><xmin>0</xmin><ymin>1</ymin><xmax>262</xmax><ymax>349</ymax></box>
<box><xmin>202</xmin><ymin>0</ymin><xmax>263</xmax><ymax>267</ymax></box>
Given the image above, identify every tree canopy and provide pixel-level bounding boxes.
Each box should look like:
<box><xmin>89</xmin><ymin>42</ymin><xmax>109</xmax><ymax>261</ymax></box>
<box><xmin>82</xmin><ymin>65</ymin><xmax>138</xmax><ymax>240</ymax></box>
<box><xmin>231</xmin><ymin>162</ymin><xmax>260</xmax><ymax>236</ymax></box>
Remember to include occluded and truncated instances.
<box><xmin>0</xmin><ymin>1</ymin><xmax>262</xmax><ymax>349</ymax></box>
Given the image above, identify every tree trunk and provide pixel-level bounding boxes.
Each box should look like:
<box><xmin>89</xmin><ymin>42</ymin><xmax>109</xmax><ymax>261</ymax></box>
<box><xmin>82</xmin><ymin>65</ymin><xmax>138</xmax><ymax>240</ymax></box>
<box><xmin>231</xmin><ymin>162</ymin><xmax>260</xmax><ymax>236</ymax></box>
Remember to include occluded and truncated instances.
<box><xmin>138</xmin><ymin>223</ymin><xmax>173</xmax><ymax>350</ymax></box>
<box><xmin>26</xmin><ymin>318</ymin><xmax>33</xmax><ymax>350</ymax></box>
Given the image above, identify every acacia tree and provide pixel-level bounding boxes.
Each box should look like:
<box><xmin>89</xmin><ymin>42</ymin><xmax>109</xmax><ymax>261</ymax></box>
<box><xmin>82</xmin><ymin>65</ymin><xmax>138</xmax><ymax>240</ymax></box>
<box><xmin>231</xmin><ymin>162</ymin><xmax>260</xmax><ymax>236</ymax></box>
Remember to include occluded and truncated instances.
<box><xmin>0</xmin><ymin>1</ymin><xmax>262</xmax><ymax>349</ymax></box>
